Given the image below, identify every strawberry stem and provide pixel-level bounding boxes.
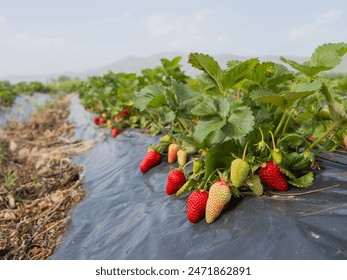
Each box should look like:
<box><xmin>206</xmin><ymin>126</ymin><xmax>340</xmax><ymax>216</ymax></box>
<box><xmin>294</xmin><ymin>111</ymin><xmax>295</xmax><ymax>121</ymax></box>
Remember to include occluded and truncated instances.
<box><xmin>242</xmin><ymin>141</ymin><xmax>249</xmax><ymax>161</ymax></box>
<box><xmin>277</xmin><ymin>133</ymin><xmax>310</xmax><ymax>147</ymax></box>
<box><xmin>269</xmin><ymin>131</ymin><xmax>276</xmax><ymax>150</ymax></box>
<box><xmin>274</xmin><ymin>109</ymin><xmax>288</xmax><ymax>138</ymax></box>
<box><xmin>308</xmin><ymin>120</ymin><xmax>344</xmax><ymax>151</ymax></box>
<box><xmin>203</xmin><ymin>169</ymin><xmax>217</xmax><ymax>191</ymax></box>
<box><xmin>281</xmin><ymin>108</ymin><xmax>294</xmax><ymax>135</ymax></box>
<box><xmin>182</xmin><ymin>159</ymin><xmax>194</xmax><ymax>169</ymax></box>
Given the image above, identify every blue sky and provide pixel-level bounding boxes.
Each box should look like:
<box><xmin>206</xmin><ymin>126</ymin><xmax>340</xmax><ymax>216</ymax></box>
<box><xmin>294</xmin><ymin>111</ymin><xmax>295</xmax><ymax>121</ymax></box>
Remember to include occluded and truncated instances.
<box><xmin>0</xmin><ymin>0</ymin><xmax>347</xmax><ymax>76</ymax></box>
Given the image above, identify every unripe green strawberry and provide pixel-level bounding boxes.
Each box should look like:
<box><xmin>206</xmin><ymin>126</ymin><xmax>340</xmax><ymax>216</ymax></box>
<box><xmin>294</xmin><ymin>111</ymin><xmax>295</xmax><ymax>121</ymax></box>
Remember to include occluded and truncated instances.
<box><xmin>205</xmin><ymin>179</ymin><xmax>231</xmax><ymax>224</ymax></box>
<box><xmin>317</xmin><ymin>109</ymin><xmax>331</xmax><ymax>120</ymax></box>
<box><xmin>193</xmin><ymin>159</ymin><xmax>202</xmax><ymax>174</ymax></box>
<box><xmin>230</xmin><ymin>158</ymin><xmax>250</xmax><ymax>188</ymax></box>
<box><xmin>177</xmin><ymin>149</ymin><xmax>187</xmax><ymax>167</ymax></box>
<box><xmin>107</xmin><ymin>120</ymin><xmax>113</xmax><ymax>129</ymax></box>
<box><xmin>168</xmin><ymin>143</ymin><xmax>178</xmax><ymax>163</ymax></box>
<box><xmin>160</xmin><ymin>134</ymin><xmax>172</xmax><ymax>143</ymax></box>
<box><xmin>271</xmin><ymin>148</ymin><xmax>282</xmax><ymax>164</ymax></box>
<box><xmin>246</xmin><ymin>175</ymin><xmax>264</xmax><ymax>196</ymax></box>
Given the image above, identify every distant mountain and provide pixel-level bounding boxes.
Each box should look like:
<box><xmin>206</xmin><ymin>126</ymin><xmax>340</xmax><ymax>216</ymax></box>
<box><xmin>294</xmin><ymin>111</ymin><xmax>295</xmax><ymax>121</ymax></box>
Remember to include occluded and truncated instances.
<box><xmin>2</xmin><ymin>52</ymin><xmax>347</xmax><ymax>83</ymax></box>
<box><xmin>76</xmin><ymin>52</ymin><xmax>347</xmax><ymax>79</ymax></box>
<box><xmin>78</xmin><ymin>51</ymin><xmax>187</xmax><ymax>79</ymax></box>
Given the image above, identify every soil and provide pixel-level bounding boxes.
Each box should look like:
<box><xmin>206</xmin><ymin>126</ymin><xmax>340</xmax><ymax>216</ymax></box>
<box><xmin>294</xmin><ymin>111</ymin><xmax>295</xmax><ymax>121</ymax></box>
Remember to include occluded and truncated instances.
<box><xmin>0</xmin><ymin>95</ymin><xmax>93</xmax><ymax>259</ymax></box>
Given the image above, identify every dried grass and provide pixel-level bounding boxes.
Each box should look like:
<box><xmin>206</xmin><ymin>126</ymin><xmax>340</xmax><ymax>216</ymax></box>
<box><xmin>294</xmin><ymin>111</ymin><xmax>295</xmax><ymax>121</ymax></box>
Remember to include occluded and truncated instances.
<box><xmin>0</xmin><ymin>95</ymin><xmax>92</xmax><ymax>259</ymax></box>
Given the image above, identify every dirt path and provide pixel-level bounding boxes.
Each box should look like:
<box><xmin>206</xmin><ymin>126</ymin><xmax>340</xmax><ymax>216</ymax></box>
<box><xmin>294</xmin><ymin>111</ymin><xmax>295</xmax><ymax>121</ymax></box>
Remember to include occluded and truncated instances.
<box><xmin>0</xmin><ymin>95</ymin><xmax>93</xmax><ymax>259</ymax></box>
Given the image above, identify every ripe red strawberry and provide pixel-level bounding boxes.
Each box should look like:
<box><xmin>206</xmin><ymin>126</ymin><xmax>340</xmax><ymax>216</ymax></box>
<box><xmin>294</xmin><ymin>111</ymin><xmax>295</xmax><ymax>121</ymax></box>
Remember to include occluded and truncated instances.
<box><xmin>93</xmin><ymin>117</ymin><xmax>100</xmax><ymax>125</ymax></box>
<box><xmin>139</xmin><ymin>150</ymin><xmax>161</xmax><ymax>173</ymax></box>
<box><xmin>187</xmin><ymin>190</ymin><xmax>209</xmax><ymax>223</ymax></box>
<box><xmin>168</xmin><ymin>143</ymin><xmax>178</xmax><ymax>163</ymax></box>
<box><xmin>166</xmin><ymin>169</ymin><xmax>186</xmax><ymax>195</ymax></box>
<box><xmin>258</xmin><ymin>161</ymin><xmax>288</xmax><ymax>191</ymax></box>
<box><xmin>111</xmin><ymin>128</ymin><xmax>120</xmax><ymax>137</ymax></box>
<box><xmin>119</xmin><ymin>109</ymin><xmax>130</xmax><ymax>118</ymax></box>
<box><xmin>99</xmin><ymin>118</ymin><xmax>106</xmax><ymax>124</ymax></box>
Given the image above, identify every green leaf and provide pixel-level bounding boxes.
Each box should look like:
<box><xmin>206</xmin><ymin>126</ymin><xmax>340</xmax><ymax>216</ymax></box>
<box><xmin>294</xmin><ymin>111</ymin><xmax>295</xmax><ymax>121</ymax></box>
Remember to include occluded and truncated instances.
<box><xmin>283</xmin><ymin>80</ymin><xmax>323</xmax><ymax>108</ymax></box>
<box><xmin>171</xmin><ymin>79</ymin><xmax>199</xmax><ymax>104</ymax></box>
<box><xmin>249</xmin><ymin>62</ymin><xmax>276</xmax><ymax>86</ymax></box>
<box><xmin>191</xmin><ymin>99</ymin><xmax>219</xmax><ymax>116</ymax></box>
<box><xmin>283</xmin><ymin>152</ymin><xmax>311</xmax><ymax>171</ymax></box>
<box><xmin>279</xmin><ymin>166</ymin><xmax>314</xmax><ymax>188</ymax></box>
<box><xmin>207</xmin><ymin>129</ymin><xmax>226</xmax><ymax>145</ymax></box>
<box><xmin>191</xmin><ymin>97</ymin><xmax>230</xmax><ymax>118</ymax></box>
<box><xmin>204</xmin><ymin>140</ymin><xmax>237</xmax><ymax>181</ymax></box>
<box><xmin>193</xmin><ymin>116</ymin><xmax>226</xmax><ymax>143</ymax></box>
<box><xmin>310</xmin><ymin>43</ymin><xmax>347</xmax><ymax>68</ymax></box>
<box><xmin>188</xmin><ymin>53</ymin><xmax>224</xmax><ymax>92</ymax></box>
<box><xmin>279</xmin><ymin>57</ymin><xmax>319</xmax><ymax>77</ymax></box>
<box><xmin>288</xmin><ymin>172</ymin><xmax>314</xmax><ymax>188</ymax></box>
<box><xmin>178</xmin><ymin>135</ymin><xmax>205</xmax><ymax>150</ymax></box>
<box><xmin>134</xmin><ymin>84</ymin><xmax>167</xmax><ymax>111</ymax></box>
<box><xmin>159</xmin><ymin>107</ymin><xmax>176</xmax><ymax>123</ymax></box>
<box><xmin>267</xmin><ymin>64</ymin><xmax>294</xmax><ymax>87</ymax></box>
<box><xmin>294</xmin><ymin>79</ymin><xmax>322</xmax><ymax>92</ymax></box>
<box><xmin>222</xmin><ymin>58</ymin><xmax>259</xmax><ymax>90</ymax></box>
<box><xmin>251</xmin><ymin>88</ymin><xmax>285</xmax><ymax>107</ymax></box>
<box><xmin>280</xmin><ymin>43</ymin><xmax>347</xmax><ymax>77</ymax></box>
<box><xmin>224</xmin><ymin>105</ymin><xmax>255</xmax><ymax>140</ymax></box>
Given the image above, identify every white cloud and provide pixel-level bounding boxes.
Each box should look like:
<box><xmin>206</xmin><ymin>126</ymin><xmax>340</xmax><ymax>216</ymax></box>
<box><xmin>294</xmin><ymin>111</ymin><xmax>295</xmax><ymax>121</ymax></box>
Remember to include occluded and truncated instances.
<box><xmin>192</xmin><ymin>9</ymin><xmax>211</xmax><ymax>23</ymax></box>
<box><xmin>315</xmin><ymin>10</ymin><xmax>341</xmax><ymax>24</ymax></box>
<box><xmin>146</xmin><ymin>9</ymin><xmax>223</xmax><ymax>53</ymax></box>
<box><xmin>103</xmin><ymin>17</ymin><xmax>117</xmax><ymax>23</ymax></box>
<box><xmin>0</xmin><ymin>19</ymin><xmax>65</xmax><ymax>51</ymax></box>
<box><xmin>147</xmin><ymin>15</ymin><xmax>181</xmax><ymax>37</ymax></box>
<box><xmin>288</xmin><ymin>10</ymin><xmax>342</xmax><ymax>39</ymax></box>
<box><xmin>217</xmin><ymin>35</ymin><xmax>228</xmax><ymax>45</ymax></box>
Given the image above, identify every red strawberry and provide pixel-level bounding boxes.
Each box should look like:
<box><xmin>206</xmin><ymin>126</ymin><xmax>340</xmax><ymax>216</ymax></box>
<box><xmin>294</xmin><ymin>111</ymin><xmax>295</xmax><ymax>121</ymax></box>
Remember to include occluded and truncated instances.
<box><xmin>258</xmin><ymin>161</ymin><xmax>288</xmax><ymax>191</ymax></box>
<box><xmin>166</xmin><ymin>169</ymin><xmax>186</xmax><ymax>195</ymax></box>
<box><xmin>99</xmin><ymin>118</ymin><xmax>106</xmax><ymax>124</ymax></box>
<box><xmin>119</xmin><ymin>109</ymin><xmax>130</xmax><ymax>118</ymax></box>
<box><xmin>112</xmin><ymin>128</ymin><xmax>120</xmax><ymax>137</ymax></box>
<box><xmin>139</xmin><ymin>150</ymin><xmax>161</xmax><ymax>173</ymax></box>
<box><xmin>168</xmin><ymin>143</ymin><xmax>178</xmax><ymax>163</ymax></box>
<box><xmin>93</xmin><ymin>117</ymin><xmax>100</xmax><ymax>125</ymax></box>
<box><xmin>114</xmin><ymin>115</ymin><xmax>120</xmax><ymax>122</ymax></box>
<box><xmin>187</xmin><ymin>190</ymin><xmax>209</xmax><ymax>223</ymax></box>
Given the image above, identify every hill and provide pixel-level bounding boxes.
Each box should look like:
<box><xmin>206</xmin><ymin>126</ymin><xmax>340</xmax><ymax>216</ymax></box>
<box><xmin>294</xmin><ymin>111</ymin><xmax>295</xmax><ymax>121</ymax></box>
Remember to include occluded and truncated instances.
<box><xmin>2</xmin><ymin>52</ymin><xmax>347</xmax><ymax>83</ymax></box>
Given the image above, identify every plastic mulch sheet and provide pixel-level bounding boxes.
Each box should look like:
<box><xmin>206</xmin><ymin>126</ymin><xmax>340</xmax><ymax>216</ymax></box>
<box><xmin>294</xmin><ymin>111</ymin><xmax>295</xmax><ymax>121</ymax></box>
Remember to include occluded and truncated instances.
<box><xmin>0</xmin><ymin>93</ymin><xmax>53</xmax><ymax>128</ymax></box>
<box><xmin>50</xmin><ymin>95</ymin><xmax>347</xmax><ymax>260</ymax></box>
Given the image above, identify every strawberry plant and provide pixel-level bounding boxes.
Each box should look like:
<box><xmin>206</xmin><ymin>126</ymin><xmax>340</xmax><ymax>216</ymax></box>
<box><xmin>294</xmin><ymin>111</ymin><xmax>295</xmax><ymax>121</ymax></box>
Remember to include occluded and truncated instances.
<box><xmin>135</xmin><ymin>42</ymin><xmax>347</xmax><ymax>224</ymax></box>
